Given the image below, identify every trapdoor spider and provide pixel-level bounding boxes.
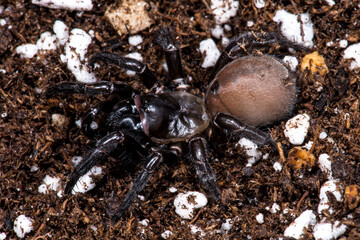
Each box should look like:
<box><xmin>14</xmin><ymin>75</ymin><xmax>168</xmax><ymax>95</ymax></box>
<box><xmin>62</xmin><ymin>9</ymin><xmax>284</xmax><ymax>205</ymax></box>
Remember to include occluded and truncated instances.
<box><xmin>46</xmin><ymin>28</ymin><xmax>304</xmax><ymax>221</ymax></box>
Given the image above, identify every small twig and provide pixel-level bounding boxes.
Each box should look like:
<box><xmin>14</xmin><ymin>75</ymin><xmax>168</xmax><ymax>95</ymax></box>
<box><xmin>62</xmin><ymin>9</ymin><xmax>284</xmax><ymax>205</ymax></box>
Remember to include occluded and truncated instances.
<box><xmin>277</xmin><ymin>142</ymin><xmax>286</xmax><ymax>164</ymax></box>
<box><xmin>31</xmin><ymin>213</ymin><xmax>48</xmax><ymax>240</ymax></box>
<box><xmin>201</xmin><ymin>0</ymin><xmax>211</xmax><ymax>12</ymax></box>
<box><xmin>189</xmin><ymin>209</ymin><xmax>203</xmax><ymax>225</ymax></box>
<box><xmin>296</xmin><ymin>191</ymin><xmax>309</xmax><ymax>211</ymax></box>
<box><xmin>60</xmin><ymin>198</ymin><xmax>70</xmax><ymax>214</ymax></box>
<box><xmin>310</xmin><ymin>122</ymin><xmax>321</xmax><ymax>153</ymax></box>
<box><xmin>126</xmin><ymin>216</ymin><xmax>135</xmax><ymax>234</ymax></box>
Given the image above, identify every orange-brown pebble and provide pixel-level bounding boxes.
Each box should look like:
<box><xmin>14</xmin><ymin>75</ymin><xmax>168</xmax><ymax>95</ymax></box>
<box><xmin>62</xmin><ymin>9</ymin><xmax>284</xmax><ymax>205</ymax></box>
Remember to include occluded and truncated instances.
<box><xmin>105</xmin><ymin>0</ymin><xmax>153</xmax><ymax>36</ymax></box>
<box><xmin>287</xmin><ymin>147</ymin><xmax>315</xmax><ymax>170</ymax></box>
<box><xmin>300</xmin><ymin>51</ymin><xmax>328</xmax><ymax>75</ymax></box>
<box><xmin>344</xmin><ymin>185</ymin><xmax>360</xmax><ymax>210</ymax></box>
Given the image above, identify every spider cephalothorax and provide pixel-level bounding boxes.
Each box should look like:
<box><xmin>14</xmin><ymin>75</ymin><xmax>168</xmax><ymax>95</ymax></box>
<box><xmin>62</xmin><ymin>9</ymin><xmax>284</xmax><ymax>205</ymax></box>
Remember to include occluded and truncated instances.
<box><xmin>46</xmin><ymin>28</ymin><xmax>305</xmax><ymax>222</ymax></box>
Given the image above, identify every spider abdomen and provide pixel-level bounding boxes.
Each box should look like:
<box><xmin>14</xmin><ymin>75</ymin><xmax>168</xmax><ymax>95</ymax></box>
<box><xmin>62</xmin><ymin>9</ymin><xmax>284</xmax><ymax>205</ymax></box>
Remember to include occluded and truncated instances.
<box><xmin>206</xmin><ymin>55</ymin><xmax>297</xmax><ymax>127</ymax></box>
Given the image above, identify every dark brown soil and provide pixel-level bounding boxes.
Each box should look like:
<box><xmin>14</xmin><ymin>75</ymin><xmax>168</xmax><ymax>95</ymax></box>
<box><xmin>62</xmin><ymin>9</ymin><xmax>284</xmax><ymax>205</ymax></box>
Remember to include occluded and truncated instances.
<box><xmin>1</xmin><ymin>0</ymin><xmax>359</xmax><ymax>239</ymax></box>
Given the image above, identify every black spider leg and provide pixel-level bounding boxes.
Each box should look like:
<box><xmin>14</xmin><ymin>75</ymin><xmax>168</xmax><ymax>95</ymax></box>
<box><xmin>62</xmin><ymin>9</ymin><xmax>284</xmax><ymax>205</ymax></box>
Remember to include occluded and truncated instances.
<box><xmin>213</xmin><ymin>112</ymin><xmax>277</xmax><ymax>150</ymax></box>
<box><xmin>64</xmin><ymin>128</ymin><xmax>149</xmax><ymax>193</ymax></box>
<box><xmin>64</xmin><ymin>131</ymin><xmax>127</xmax><ymax>194</ymax></box>
<box><xmin>45</xmin><ymin>81</ymin><xmax>132</xmax><ymax>97</ymax></box>
<box><xmin>209</xmin><ymin>32</ymin><xmax>308</xmax><ymax>80</ymax></box>
<box><xmin>81</xmin><ymin>99</ymin><xmax>117</xmax><ymax>138</ymax></box>
<box><xmin>155</xmin><ymin>27</ymin><xmax>188</xmax><ymax>90</ymax></box>
<box><xmin>189</xmin><ymin>136</ymin><xmax>221</xmax><ymax>202</ymax></box>
<box><xmin>89</xmin><ymin>52</ymin><xmax>158</xmax><ymax>89</ymax></box>
<box><xmin>111</xmin><ymin>151</ymin><xmax>163</xmax><ymax>222</ymax></box>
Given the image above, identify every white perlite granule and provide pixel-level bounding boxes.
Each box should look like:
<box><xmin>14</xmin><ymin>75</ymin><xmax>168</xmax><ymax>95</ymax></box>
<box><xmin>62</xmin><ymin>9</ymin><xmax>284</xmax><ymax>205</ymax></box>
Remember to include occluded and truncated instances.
<box><xmin>13</xmin><ymin>215</ymin><xmax>34</xmax><ymax>238</ymax></box>
<box><xmin>174</xmin><ymin>191</ymin><xmax>208</xmax><ymax>219</ymax></box>
<box><xmin>284</xmin><ymin>113</ymin><xmax>310</xmax><ymax>145</ymax></box>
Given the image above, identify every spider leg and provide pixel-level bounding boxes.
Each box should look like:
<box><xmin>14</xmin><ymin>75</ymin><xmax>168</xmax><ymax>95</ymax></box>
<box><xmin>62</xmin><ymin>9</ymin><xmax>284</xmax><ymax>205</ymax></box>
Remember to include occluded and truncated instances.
<box><xmin>81</xmin><ymin>99</ymin><xmax>117</xmax><ymax>138</ymax></box>
<box><xmin>89</xmin><ymin>52</ymin><xmax>158</xmax><ymax>89</ymax></box>
<box><xmin>209</xmin><ymin>32</ymin><xmax>308</xmax><ymax>80</ymax></box>
<box><xmin>45</xmin><ymin>81</ymin><xmax>132</xmax><ymax>98</ymax></box>
<box><xmin>64</xmin><ymin>131</ymin><xmax>143</xmax><ymax>195</ymax></box>
<box><xmin>213</xmin><ymin>112</ymin><xmax>277</xmax><ymax>150</ymax></box>
<box><xmin>82</xmin><ymin>97</ymin><xmax>144</xmax><ymax>140</ymax></box>
<box><xmin>155</xmin><ymin>27</ymin><xmax>187</xmax><ymax>90</ymax></box>
<box><xmin>189</xmin><ymin>136</ymin><xmax>221</xmax><ymax>202</ymax></box>
<box><xmin>111</xmin><ymin>151</ymin><xmax>163</xmax><ymax>222</ymax></box>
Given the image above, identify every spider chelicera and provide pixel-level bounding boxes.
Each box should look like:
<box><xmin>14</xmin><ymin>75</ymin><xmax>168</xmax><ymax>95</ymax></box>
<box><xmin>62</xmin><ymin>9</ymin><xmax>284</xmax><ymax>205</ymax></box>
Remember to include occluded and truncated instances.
<box><xmin>46</xmin><ymin>28</ymin><xmax>304</xmax><ymax>222</ymax></box>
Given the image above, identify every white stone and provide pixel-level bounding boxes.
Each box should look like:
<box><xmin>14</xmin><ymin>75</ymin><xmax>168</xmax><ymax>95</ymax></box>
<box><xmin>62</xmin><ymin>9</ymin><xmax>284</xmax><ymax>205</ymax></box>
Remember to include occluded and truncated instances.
<box><xmin>71</xmin><ymin>156</ymin><xmax>83</xmax><ymax>166</ymax></box>
<box><xmin>71</xmin><ymin>166</ymin><xmax>102</xmax><ymax>194</ymax></box>
<box><xmin>319</xmin><ymin>131</ymin><xmax>327</xmax><ymax>139</ymax></box>
<box><xmin>284</xmin><ymin>113</ymin><xmax>310</xmax><ymax>145</ymax></box>
<box><xmin>256</xmin><ymin>213</ymin><xmax>264</xmax><ymax>224</ymax></box>
<box><xmin>169</xmin><ymin>187</ymin><xmax>178</xmax><ymax>193</ymax></box>
<box><xmin>283</xmin><ymin>56</ymin><xmax>299</xmax><ymax>71</ymax></box>
<box><xmin>211</xmin><ymin>25</ymin><xmax>224</xmax><ymax>39</ymax></box>
<box><xmin>51</xmin><ymin>113</ymin><xmax>67</xmax><ymax>127</ymax></box>
<box><xmin>90</xmin><ymin>121</ymin><xmax>98</xmax><ymax>130</ymax></box>
<box><xmin>0</xmin><ymin>232</ymin><xmax>6</xmax><ymax>240</ymax></box>
<box><xmin>61</xmin><ymin>28</ymin><xmax>96</xmax><ymax>83</ymax></box>
<box><xmin>38</xmin><ymin>184</ymin><xmax>48</xmax><ymax>194</ymax></box>
<box><xmin>270</xmin><ymin>203</ymin><xmax>280</xmax><ymax>213</ymax></box>
<box><xmin>139</xmin><ymin>219</ymin><xmax>149</xmax><ymax>226</ymax></box>
<box><xmin>37</xmin><ymin>31</ymin><xmax>58</xmax><ymax>51</ymax></box>
<box><xmin>273</xmin><ymin>162</ymin><xmax>282</xmax><ymax>172</ymax></box>
<box><xmin>313</xmin><ymin>221</ymin><xmax>347</xmax><ymax>240</ymax></box>
<box><xmin>190</xmin><ymin>225</ymin><xmax>205</xmax><ymax>236</ymax></box>
<box><xmin>13</xmin><ymin>215</ymin><xmax>33</xmax><ymax>238</ymax></box>
<box><xmin>284</xmin><ymin>210</ymin><xmax>316</xmax><ymax>239</ymax></box>
<box><xmin>343</xmin><ymin>43</ymin><xmax>360</xmax><ymax>70</ymax></box>
<box><xmin>210</xmin><ymin>0</ymin><xmax>239</xmax><ymax>25</ymax></box>
<box><xmin>318</xmin><ymin>179</ymin><xmax>342</xmax><ymax>214</ymax></box>
<box><xmin>318</xmin><ymin>153</ymin><xmax>332</xmax><ymax>179</ymax></box>
<box><xmin>53</xmin><ymin>20</ymin><xmax>69</xmax><ymax>45</ymax></box>
<box><xmin>221</xmin><ymin>218</ymin><xmax>233</xmax><ymax>232</ymax></box>
<box><xmin>30</xmin><ymin>165</ymin><xmax>39</xmax><ymax>172</ymax></box>
<box><xmin>224</xmin><ymin>24</ymin><xmax>232</xmax><ymax>31</ymax></box>
<box><xmin>327</xmin><ymin>41</ymin><xmax>334</xmax><ymax>47</ymax></box>
<box><xmin>221</xmin><ymin>36</ymin><xmax>229</xmax><ymax>47</ymax></box>
<box><xmin>303</xmin><ymin>140</ymin><xmax>313</xmax><ymax>150</ymax></box>
<box><xmin>247</xmin><ymin>20</ymin><xmax>254</xmax><ymax>27</ymax></box>
<box><xmin>174</xmin><ymin>191</ymin><xmax>208</xmax><ymax>219</ymax></box>
<box><xmin>254</xmin><ymin>0</ymin><xmax>265</xmax><ymax>9</ymax></box>
<box><xmin>161</xmin><ymin>230</ymin><xmax>173</xmax><ymax>239</ymax></box>
<box><xmin>16</xmin><ymin>44</ymin><xmax>38</xmax><ymax>58</ymax></box>
<box><xmin>273</xmin><ymin>10</ymin><xmax>314</xmax><ymax>48</ymax></box>
<box><xmin>199</xmin><ymin>39</ymin><xmax>221</xmax><ymax>68</ymax></box>
<box><xmin>339</xmin><ymin>39</ymin><xmax>348</xmax><ymax>48</ymax></box>
<box><xmin>90</xmin><ymin>225</ymin><xmax>97</xmax><ymax>232</ymax></box>
<box><xmin>237</xmin><ymin>138</ymin><xmax>262</xmax><ymax>166</ymax></box>
<box><xmin>128</xmin><ymin>35</ymin><xmax>143</xmax><ymax>46</ymax></box>
<box><xmin>38</xmin><ymin>175</ymin><xmax>62</xmax><ymax>194</ymax></box>
<box><xmin>324</xmin><ymin>0</ymin><xmax>335</xmax><ymax>6</ymax></box>
<box><xmin>31</xmin><ymin>0</ymin><xmax>93</xmax><ymax>11</ymax></box>
<box><xmin>0</xmin><ymin>19</ymin><xmax>6</xmax><ymax>26</ymax></box>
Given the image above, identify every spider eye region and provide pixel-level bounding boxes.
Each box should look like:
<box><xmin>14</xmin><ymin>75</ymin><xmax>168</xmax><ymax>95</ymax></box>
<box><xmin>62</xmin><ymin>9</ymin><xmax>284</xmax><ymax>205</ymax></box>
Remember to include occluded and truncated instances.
<box><xmin>135</xmin><ymin>92</ymin><xmax>210</xmax><ymax>144</ymax></box>
<box><xmin>206</xmin><ymin>55</ymin><xmax>297</xmax><ymax>127</ymax></box>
